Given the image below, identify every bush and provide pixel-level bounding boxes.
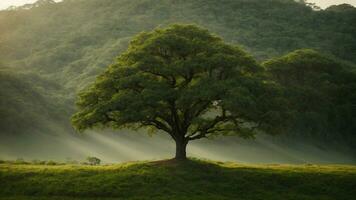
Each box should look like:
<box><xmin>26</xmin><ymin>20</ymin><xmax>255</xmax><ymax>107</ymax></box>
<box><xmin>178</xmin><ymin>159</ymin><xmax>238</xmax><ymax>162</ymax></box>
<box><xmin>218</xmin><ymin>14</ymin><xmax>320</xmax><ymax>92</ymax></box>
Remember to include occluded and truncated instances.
<box><xmin>39</xmin><ymin>161</ymin><xmax>47</xmax><ymax>165</ymax></box>
<box><xmin>86</xmin><ymin>156</ymin><xmax>101</xmax><ymax>166</ymax></box>
<box><xmin>46</xmin><ymin>161</ymin><xmax>58</xmax><ymax>165</ymax></box>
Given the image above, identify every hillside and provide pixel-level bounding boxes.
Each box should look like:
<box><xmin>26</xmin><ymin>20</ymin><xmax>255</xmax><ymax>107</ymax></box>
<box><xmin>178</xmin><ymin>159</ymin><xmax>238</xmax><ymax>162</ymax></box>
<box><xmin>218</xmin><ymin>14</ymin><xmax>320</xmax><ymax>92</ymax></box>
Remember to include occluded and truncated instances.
<box><xmin>0</xmin><ymin>0</ymin><xmax>356</xmax><ymax>154</ymax></box>
<box><xmin>1</xmin><ymin>0</ymin><xmax>356</xmax><ymax>92</ymax></box>
<box><xmin>1</xmin><ymin>159</ymin><xmax>356</xmax><ymax>200</ymax></box>
<box><xmin>0</xmin><ymin>68</ymin><xmax>72</xmax><ymax>135</ymax></box>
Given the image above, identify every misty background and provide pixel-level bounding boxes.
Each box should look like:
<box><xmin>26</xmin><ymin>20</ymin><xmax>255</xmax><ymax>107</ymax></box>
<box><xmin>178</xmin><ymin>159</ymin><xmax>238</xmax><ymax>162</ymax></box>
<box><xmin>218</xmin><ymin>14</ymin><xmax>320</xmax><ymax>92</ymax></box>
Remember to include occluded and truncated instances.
<box><xmin>0</xmin><ymin>0</ymin><xmax>356</xmax><ymax>164</ymax></box>
<box><xmin>1</xmin><ymin>129</ymin><xmax>354</xmax><ymax>164</ymax></box>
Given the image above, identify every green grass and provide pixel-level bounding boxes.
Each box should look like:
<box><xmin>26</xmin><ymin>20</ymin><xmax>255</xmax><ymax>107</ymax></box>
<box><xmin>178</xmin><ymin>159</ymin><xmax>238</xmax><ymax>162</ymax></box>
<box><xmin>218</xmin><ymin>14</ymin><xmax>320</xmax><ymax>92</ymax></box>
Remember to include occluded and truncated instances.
<box><xmin>1</xmin><ymin>159</ymin><xmax>356</xmax><ymax>200</ymax></box>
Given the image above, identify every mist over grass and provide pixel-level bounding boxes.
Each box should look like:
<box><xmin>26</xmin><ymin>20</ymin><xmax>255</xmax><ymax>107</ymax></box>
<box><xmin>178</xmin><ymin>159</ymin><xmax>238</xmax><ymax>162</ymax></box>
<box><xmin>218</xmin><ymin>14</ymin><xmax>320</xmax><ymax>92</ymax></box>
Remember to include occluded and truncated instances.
<box><xmin>1</xmin><ymin>130</ymin><xmax>355</xmax><ymax>164</ymax></box>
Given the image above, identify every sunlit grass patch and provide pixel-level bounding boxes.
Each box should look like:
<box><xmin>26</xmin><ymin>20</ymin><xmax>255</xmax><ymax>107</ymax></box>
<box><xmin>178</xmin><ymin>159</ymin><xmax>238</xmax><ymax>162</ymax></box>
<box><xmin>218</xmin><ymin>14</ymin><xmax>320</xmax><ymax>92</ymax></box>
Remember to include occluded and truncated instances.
<box><xmin>1</xmin><ymin>159</ymin><xmax>355</xmax><ymax>200</ymax></box>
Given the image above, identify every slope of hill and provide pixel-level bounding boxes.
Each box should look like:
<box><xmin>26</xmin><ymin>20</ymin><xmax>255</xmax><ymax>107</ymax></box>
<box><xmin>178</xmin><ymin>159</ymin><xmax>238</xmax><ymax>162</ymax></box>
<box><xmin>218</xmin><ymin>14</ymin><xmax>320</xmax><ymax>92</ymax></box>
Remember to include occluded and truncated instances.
<box><xmin>0</xmin><ymin>68</ymin><xmax>72</xmax><ymax>135</ymax></box>
<box><xmin>1</xmin><ymin>0</ymin><xmax>355</xmax><ymax>92</ymax></box>
<box><xmin>0</xmin><ymin>0</ymin><xmax>355</xmax><ymax>154</ymax></box>
<box><xmin>0</xmin><ymin>159</ymin><xmax>355</xmax><ymax>200</ymax></box>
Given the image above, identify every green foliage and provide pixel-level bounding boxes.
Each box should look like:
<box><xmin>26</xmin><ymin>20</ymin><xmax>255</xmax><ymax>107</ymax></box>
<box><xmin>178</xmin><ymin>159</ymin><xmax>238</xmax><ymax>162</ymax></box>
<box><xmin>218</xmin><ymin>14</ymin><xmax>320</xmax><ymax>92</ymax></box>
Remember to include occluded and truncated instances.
<box><xmin>45</xmin><ymin>161</ymin><xmax>59</xmax><ymax>166</ymax></box>
<box><xmin>72</xmin><ymin>24</ymin><xmax>286</xmax><ymax>159</ymax></box>
<box><xmin>1</xmin><ymin>0</ymin><xmax>356</xmax><ymax>92</ymax></box>
<box><xmin>86</xmin><ymin>156</ymin><xmax>101</xmax><ymax>166</ymax></box>
<box><xmin>0</xmin><ymin>159</ymin><xmax>65</xmax><ymax>165</ymax></box>
<box><xmin>0</xmin><ymin>68</ymin><xmax>72</xmax><ymax>135</ymax></box>
<box><xmin>0</xmin><ymin>159</ymin><xmax>356</xmax><ymax>200</ymax></box>
<box><xmin>326</xmin><ymin>4</ymin><xmax>356</xmax><ymax>12</ymax></box>
<box><xmin>264</xmin><ymin>49</ymin><xmax>356</xmax><ymax>145</ymax></box>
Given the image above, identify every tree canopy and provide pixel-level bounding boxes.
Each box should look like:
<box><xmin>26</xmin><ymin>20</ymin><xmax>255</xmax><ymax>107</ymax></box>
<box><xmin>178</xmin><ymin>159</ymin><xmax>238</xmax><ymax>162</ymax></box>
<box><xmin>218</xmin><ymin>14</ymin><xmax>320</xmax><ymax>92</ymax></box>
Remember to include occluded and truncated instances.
<box><xmin>264</xmin><ymin>49</ymin><xmax>356</xmax><ymax>146</ymax></box>
<box><xmin>72</xmin><ymin>24</ymin><xmax>285</xmax><ymax>159</ymax></box>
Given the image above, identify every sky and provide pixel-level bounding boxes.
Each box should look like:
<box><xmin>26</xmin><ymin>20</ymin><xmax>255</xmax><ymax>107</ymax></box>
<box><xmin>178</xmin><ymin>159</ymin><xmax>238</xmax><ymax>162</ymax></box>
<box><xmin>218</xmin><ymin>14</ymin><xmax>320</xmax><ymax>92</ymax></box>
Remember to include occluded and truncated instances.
<box><xmin>0</xmin><ymin>0</ymin><xmax>61</xmax><ymax>9</ymax></box>
<box><xmin>0</xmin><ymin>0</ymin><xmax>356</xmax><ymax>10</ymax></box>
<box><xmin>310</xmin><ymin>0</ymin><xmax>356</xmax><ymax>8</ymax></box>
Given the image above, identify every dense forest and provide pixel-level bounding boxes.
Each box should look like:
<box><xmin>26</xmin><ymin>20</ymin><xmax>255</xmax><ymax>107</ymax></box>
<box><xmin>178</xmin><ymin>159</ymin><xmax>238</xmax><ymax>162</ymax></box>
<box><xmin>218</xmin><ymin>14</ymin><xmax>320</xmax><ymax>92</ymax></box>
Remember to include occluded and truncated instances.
<box><xmin>0</xmin><ymin>0</ymin><xmax>355</xmax><ymax>153</ymax></box>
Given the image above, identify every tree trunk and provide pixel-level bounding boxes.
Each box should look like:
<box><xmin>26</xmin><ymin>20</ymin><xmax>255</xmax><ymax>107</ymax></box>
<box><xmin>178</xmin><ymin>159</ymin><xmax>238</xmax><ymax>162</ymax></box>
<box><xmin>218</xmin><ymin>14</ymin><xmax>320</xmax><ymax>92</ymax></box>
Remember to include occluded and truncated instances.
<box><xmin>175</xmin><ymin>139</ymin><xmax>188</xmax><ymax>160</ymax></box>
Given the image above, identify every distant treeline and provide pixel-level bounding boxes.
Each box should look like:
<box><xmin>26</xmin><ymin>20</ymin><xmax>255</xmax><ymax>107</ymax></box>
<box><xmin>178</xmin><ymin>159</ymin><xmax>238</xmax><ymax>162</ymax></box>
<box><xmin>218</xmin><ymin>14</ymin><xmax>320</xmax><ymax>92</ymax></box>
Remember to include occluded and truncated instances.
<box><xmin>0</xmin><ymin>0</ymin><xmax>355</xmax><ymax>150</ymax></box>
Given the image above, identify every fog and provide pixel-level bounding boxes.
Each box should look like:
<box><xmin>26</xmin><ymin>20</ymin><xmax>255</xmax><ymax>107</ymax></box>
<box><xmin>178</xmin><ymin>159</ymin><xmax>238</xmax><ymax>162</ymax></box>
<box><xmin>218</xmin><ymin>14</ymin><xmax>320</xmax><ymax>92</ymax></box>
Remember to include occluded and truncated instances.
<box><xmin>1</xmin><ymin>129</ymin><xmax>354</xmax><ymax>164</ymax></box>
<box><xmin>0</xmin><ymin>0</ymin><xmax>62</xmax><ymax>9</ymax></box>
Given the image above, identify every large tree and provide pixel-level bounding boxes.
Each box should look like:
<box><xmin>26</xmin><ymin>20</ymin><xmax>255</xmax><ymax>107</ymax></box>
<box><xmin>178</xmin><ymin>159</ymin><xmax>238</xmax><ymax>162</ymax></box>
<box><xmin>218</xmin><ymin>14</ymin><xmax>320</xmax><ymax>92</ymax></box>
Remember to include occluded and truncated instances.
<box><xmin>71</xmin><ymin>24</ymin><xmax>284</xmax><ymax>160</ymax></box>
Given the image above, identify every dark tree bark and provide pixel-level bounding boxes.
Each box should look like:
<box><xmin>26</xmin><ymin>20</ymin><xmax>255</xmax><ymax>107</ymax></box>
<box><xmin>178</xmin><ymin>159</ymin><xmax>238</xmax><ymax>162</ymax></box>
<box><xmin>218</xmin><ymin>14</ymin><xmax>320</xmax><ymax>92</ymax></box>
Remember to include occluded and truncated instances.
<box><xmin>175</xmin><ymin>138</ymin><xmax>188</xmax><ymax>160</ymax></box>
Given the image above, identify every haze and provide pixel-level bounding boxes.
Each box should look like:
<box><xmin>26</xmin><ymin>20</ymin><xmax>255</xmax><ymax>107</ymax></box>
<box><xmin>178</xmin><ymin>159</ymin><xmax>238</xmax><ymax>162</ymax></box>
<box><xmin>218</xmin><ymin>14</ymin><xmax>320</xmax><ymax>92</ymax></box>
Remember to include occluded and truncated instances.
<box><xmin>1</xmin><ymin>129</ymin><xmax>354</xmax><ymax>164</ymax></box>
<box><xmin>0</xmin><ymin>0</ymin><xmax>61</xmax><ymax>9</ymax></box>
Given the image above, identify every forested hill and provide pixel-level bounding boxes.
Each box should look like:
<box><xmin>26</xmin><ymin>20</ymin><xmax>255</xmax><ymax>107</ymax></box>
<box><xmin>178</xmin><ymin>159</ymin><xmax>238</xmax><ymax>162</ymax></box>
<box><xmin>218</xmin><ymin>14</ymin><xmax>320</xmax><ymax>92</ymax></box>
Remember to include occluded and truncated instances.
<box><xmin>1</xmin><ymin>0</ymin><xmax>356</xmax><ymax>90</ymax></box>
<box><xmin>0</xmin><ymin>0</ymin><xmax>355</xmax><ymax>140</ymax></box>
<box><xmin>0</xmin><ymin>69</ymin><xmax>71</xmax><ymax>135</ymax></box>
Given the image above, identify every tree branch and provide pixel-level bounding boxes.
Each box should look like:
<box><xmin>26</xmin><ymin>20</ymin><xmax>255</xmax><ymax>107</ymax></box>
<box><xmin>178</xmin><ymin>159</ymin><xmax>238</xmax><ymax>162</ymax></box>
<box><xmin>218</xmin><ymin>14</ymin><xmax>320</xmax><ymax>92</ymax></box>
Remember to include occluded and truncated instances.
<box><xmin>142</xmin><ymin>119</ymin><xmax>177</xmax><ymax>140</ymax></box>
<box><xmin>187</xmin><ymin>114</ymin><xmax>229</xmax><ymax>141</ymax></box>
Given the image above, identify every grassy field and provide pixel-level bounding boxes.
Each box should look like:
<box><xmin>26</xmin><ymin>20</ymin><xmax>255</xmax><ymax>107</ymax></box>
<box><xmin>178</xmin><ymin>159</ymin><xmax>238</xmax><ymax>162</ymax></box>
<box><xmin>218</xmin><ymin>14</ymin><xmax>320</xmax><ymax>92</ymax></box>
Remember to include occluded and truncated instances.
<box><xmin>0</xmin><ymin>159</ymin><xmax>356</xmax><ymax>200</ymax></box>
